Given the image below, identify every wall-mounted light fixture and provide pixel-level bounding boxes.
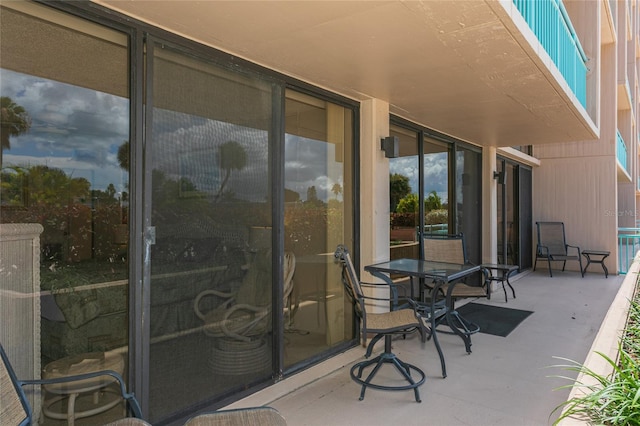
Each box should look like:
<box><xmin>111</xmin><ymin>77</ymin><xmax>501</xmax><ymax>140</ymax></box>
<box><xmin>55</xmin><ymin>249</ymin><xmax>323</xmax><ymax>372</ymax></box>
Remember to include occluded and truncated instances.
<box><xmin>493</xmin><ymin>170</ymin><xmax>506</xmax><ymax>185</ymax></box>
<box><xmin>381</xmin><ymin>136</ymin><xmax>399</xmax><ymax>158</ymax></box>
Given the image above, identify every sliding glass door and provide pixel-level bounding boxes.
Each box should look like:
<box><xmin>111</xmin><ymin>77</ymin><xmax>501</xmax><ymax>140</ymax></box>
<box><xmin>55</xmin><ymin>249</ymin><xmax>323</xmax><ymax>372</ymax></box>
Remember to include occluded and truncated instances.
<box><xmin>146</xmin><ymin>41</ymin><xmax>275</xmax><ymax>420</ymax></box>
<box><xmin>283</xmin><ymin>90</ymin><xmax>355</xmax><ymax>368</ymax></box>
<box><xmin>0</xmin><ymin>2</ymin><xmax>130</xmax><ymax>421</ymax></box>
<box><xmin>388</xmin><ymin>119</ymin><xmax>482</xmax><ymax>265</ymax></box>
<box><xmin>497</xmin><ymin>158</ymin><xmax>532</xmax><ymax>269</ymax></box>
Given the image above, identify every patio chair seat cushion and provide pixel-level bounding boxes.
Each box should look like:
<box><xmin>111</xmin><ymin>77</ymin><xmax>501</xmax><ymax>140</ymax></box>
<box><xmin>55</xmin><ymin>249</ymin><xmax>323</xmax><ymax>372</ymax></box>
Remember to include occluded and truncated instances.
<box><xmin>366</xmin><ymin>308</ymin><xmax>421</xmax><ymax>333</ymax></box>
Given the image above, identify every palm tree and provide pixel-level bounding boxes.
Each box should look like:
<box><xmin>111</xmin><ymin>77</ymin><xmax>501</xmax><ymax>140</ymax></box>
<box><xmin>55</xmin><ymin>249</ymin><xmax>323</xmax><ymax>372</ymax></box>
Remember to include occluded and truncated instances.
<box><xmin>0</xmin><ymin>96</ymin><xmax>31</xmax><ymax>167</ymax></box>
<box><xmin>215</xmin><ymin>140</ymin><xmax>247</xmax><ymax>200</ymax></box>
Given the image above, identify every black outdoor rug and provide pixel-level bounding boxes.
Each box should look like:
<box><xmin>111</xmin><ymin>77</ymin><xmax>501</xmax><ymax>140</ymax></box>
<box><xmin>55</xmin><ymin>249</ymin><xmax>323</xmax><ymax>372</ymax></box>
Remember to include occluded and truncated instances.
<box><xmin>455</xmin><ymin>303</ymin><xmax>534</xmax><ymax>337</ymax></box>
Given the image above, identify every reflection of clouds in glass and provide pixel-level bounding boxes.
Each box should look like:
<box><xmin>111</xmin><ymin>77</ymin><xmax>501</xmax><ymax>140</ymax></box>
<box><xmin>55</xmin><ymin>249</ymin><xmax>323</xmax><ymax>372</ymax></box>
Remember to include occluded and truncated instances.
<box><xmin>424</xmin><ymin>153</ymin><xmax>448</xmax><ymax>203</ymax></box>
<box><xmin>389</xmin><ymin>153</ymin><xmax>449</xmax><ymax>203</ymax></box>
<box><xmin>2</xmin><ymin>69</ymin><xmax>129</xmax><ymax>190</ymax></box>
<box><xmin>285</xmin><ymin>134</ymin><xmax>342</xmax><ymax>202</ymax></box>
<box><xmin>390</xmin><ymin>156</ymin><xmax>419</xmax><ymax>194</ymax></box>
<box><xmin>152</xmin><ymin>109</ymin><xmax>269</xmax><ymax>201</ymax></box>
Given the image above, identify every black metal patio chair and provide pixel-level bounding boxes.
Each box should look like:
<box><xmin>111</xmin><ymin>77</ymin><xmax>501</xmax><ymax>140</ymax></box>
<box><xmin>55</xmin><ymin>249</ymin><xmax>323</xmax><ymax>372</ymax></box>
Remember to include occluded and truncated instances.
<box><xmin>334</xmin><ymin>245</ymin><xmax>428</xmax><ymax>402</ymax></box>
<box><xmin>0</xmin><ymin>342</ymin><xmax>143</xmax><ymax>426</ymax></box>
<box><xmin>534</xmin><ymin>221</ymin><xmax>583</xmax><ymax>277</ymax></box>
<box><xmin>422</xmin><ymin>234</ymin><xmax>487</xmax><ymax>347</ymax></box>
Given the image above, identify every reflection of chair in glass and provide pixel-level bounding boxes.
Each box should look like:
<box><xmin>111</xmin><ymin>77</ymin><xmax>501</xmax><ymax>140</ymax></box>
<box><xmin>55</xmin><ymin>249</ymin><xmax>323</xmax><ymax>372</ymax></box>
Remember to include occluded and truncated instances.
<box><xmin>194</xmin><ymin>251</ymin><xmax>295</xmax><ymax>341</ymax></box>
<box><xmin>193</xmin><ymin>251</ymin><xmax>295</xmax><ymax>374</ymax></box>
<box><xmin>1</xmin><ymin>343</ymin><xmax>143</xmax><ymax>426</ymax></box>
<box><xmin>334</xmin><ymin>245</ymin><xmax>427</xmax><ymax>402</ymax></box>
<box><xmin>534</xmin><ymin>221</ymin><xmax>583</xmax><ymax>277</ymax></box>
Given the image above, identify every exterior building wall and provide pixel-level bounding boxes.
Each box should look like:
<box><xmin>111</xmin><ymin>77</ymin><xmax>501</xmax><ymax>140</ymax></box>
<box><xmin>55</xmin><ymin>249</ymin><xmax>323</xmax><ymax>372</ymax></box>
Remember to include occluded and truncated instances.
<box><xmin>482</xmin><ymin>147</ymin><xmax>499</xmax><ymax>264</ymax></box>
<box><xmin>533</xmin><ymin>1</ymin><xmax>640</xmax><ymax>274</ymax></box>
<box><xmin>359</xmin><ymin>98</ymin><xmax>391</xmax><ymax>313</ymax></box>
<box><xmin>4</xmin><ymin>0</ymin><xmax>640</xmax><ymax>419</ymax></box>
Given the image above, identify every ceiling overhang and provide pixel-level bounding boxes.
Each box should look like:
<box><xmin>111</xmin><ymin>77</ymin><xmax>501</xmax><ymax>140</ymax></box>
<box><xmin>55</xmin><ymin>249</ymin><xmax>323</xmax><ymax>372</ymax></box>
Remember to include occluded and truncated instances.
<box><xmin>90</xmin><ymin>0</ymin><xmax>598</xmax><ymax>147</ymax></box>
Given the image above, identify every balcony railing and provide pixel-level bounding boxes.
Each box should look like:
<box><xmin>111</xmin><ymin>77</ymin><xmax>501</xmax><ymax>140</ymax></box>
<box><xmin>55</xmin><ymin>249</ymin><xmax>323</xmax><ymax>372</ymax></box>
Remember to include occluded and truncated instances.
<box><xmin>513</xmin><ymin>0</ymin><xmax>588</xmax><ymax>108</ymax></box>
<box><xmin>617</xmin><ymin>130</ymin><xmax>628</xmax><ymax>173</ymax></box>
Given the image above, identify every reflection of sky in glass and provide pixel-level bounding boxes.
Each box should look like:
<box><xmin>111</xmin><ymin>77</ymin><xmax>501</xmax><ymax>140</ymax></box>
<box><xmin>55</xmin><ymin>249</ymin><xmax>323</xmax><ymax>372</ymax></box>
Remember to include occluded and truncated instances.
<box><xmin>151</xmin><ymin>109</ymin><xmax>269</xmax><ymax>201</ymax></box>
<box><xmin>285</xmin><ymin>133</ymin><xmax>342</xmax><ymax>202</ymax></box>
<box><xmin>2</xmin><ymin>68</ymin><xmax>342</xmax><ymax>203</ymax></box>
<box><xmin>390</xmin><ymin>152</ymin><xmax>448</xmax><ymax>203</ymax></box>
<box><xmin>1</xmin><ymin>69</ymin><xmax>129</xmax><ymax>193</ymax></box>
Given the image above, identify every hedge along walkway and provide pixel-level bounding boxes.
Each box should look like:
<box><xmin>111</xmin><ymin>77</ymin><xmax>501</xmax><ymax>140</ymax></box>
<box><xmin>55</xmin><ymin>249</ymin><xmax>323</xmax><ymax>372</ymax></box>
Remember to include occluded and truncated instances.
<box><xmin>557</xmin><ymin>252</ymin><xmax>640</xmax><ymax>425</ymax></box>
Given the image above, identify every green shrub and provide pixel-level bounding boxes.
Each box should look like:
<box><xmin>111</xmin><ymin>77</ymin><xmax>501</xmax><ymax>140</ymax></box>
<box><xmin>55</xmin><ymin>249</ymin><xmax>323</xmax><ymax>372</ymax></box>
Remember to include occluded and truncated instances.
<box><xmin>425</xmin><ymin>209</ymin><xmax>448</xmax><ymax>225</ymax></box>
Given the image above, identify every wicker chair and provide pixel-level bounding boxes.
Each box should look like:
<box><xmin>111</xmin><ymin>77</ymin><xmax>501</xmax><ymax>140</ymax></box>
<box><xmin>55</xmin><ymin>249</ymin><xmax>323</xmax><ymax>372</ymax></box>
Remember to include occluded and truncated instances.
<box><xmin>334</xmin><ymin>245</ymin><xmax>428</xmax><ymax>402</ymax></box>
<box><xmin>184</xmin><ymin>407</ymin><xmax>287</xmax><ymax>425</ymax></box>
<box><xmin>1</xmin><ymin>343</ymin><xmax>143</xmax><ymax>426</ymax></box>
<box><xmin>534</xmin><ymin>221</ymin><xmax>583</xmax><ymax>277</ymax></box>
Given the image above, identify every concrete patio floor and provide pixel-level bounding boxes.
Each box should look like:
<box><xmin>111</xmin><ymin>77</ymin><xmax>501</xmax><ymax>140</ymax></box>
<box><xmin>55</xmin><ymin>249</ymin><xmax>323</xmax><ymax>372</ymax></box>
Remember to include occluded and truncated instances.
<box><xmin>227</xmin><ymin>268</ymin><xmax>624</xmax><ymax>426</ymax></box>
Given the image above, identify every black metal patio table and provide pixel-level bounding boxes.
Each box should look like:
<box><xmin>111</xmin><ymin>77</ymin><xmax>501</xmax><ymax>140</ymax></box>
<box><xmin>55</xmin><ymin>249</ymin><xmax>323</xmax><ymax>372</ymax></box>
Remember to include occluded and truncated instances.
<box><xmin>364</xmin><ymin>258</ymin><xmax>481</xmax><ymax>378</ymax></box>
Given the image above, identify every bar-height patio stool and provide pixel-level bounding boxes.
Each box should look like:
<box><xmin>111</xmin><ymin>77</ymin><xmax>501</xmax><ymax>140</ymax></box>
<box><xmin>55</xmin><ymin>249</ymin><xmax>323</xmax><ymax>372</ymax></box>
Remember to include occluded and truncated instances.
<box><xmin>335</xmin><ymin>245</ymin><xmax>428</xmax><ymax>402</ymax></box>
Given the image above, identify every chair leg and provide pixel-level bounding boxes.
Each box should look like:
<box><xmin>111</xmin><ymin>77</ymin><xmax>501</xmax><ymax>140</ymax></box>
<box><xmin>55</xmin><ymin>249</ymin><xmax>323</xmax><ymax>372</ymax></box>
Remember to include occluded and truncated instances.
<box><xmin>578</xmin><ymin>255</ymin><xmax>584</xmax><ymax>277</ymax></box>
<box><xmin>365</xmin><ymin>334</ymin><xmax>384</xmax><ymax>358</ymax></box>
<box><xmin>547</xmin><ymin>257</ymin><xmax>553</xmax><ymax>277</ymax></box>
<box><xmin>350</xmin><ymin>335</ymin><xmax>426</xmax><ymax>402</ymax></box>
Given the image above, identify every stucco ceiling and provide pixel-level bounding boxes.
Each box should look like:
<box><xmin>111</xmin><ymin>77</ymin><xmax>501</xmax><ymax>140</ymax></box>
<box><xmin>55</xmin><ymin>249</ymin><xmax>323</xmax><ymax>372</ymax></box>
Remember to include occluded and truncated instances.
<box><xmin>93</xmin><ymin>0</ymin><xmax>598</xmax><ymax>147</ymax></box>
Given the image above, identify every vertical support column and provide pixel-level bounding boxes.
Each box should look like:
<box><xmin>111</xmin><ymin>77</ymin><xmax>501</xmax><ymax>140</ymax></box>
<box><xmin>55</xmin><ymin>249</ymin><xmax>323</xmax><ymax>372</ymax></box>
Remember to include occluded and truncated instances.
<box><xmin>360</xmin><ymin>99</ymin><xmax>390</xmax><ymax>313</ymax></box>
<box><xmin>483</xmin><ymin>147</ymin><xmax>498</xmax><ymax>264</ymax></box>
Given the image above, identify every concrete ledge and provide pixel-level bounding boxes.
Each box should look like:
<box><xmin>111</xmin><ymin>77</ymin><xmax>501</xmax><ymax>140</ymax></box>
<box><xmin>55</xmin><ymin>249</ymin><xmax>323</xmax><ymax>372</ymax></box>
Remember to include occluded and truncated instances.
<box><xmin>558</xmin><ymin>254</ymin><xmax>639</xmax><ymax>425</ymax></box>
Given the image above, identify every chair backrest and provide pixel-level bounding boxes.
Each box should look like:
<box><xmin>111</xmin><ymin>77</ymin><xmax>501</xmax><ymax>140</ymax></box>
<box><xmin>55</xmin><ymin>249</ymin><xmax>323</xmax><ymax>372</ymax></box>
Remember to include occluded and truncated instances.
<box><xmin>0</xmin><ymin>344</ymin><xmax>31</xmax><ymax>426</ymax></box>
<box><xmin>422</xmin><ymin>234</ymin><xmax>468</xmax><ymax>264</ymax></box>
<box><xmin>536</xmin><ymin>222</ymin><xmax>568</xmax><ymax>256</ymax></box>
<box><xmin>184</xmin><ymin>407</ymin><xmax>287</xmax><ymax>426</ymax></box>
<box><xmin>334</xmin><ymin>245</ymin><xmax>365</xmax><ymax>318</ymax></box>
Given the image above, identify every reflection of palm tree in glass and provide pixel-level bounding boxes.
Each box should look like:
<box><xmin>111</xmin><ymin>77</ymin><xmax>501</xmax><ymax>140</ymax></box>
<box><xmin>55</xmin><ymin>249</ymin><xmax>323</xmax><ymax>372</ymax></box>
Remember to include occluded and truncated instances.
<box><xmin>216</xmin><ymin>141</ymin><xmax>247</xmax><ymax>201</ymax></box>
<box><xmin>331</xmin><ymin>183</ymin><xmax>342</xmax><ymax>200</ymax></box>
<box><xmin>117</xmin><ymin>141</ymin><xmax>129</xmax><ymax>171</ymax></box>
<box><xmin>0</xmin><ymin>96</ymin><xmax>31</xmax><ymax>167</ymax></box>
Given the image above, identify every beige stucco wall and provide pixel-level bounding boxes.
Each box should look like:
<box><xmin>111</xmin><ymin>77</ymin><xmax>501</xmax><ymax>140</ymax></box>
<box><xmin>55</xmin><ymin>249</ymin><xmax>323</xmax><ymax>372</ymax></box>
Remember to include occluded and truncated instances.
<box><xmin>359</xmin><ymin>98</ymin><xmax>391</xmax><ymax>313</ymax></box>
<box><xmin>533</xmin><ymin>38</ymin><xmax>620</xmax><ymax>273</ymax></box>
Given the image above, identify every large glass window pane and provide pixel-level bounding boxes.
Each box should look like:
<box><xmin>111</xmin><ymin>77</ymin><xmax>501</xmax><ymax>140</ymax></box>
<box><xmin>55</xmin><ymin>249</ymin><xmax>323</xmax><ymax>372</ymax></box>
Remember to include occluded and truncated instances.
<box><xmin>283</xmin><ymin>90</ymin><xmax>354</xmax><ymax>368</ymax></box>
<box><xmin>423</xmin><ymin>138</ymin><xmax>449</xmax><ymax>235</ymax></box>
<box><xmin>148</xmin><ymin>45</ymin><xmax>273</xmax><ymax>420</ymax></box>
<box><xmin>389</xmin><ymin>125</ymin><xmax>419</xmax><ymax>259</ymax></box>
<box><xmin>0</xmin><ymin>2</ymin><xmax>129</xmax><ymax>423</ymax></box>
<box><xmin>497</xmin><ymin>162</ymin><xmax>518</xmax><ymax>266</ymax></box>
<box><xmin>456</xmin><ymin>145</ymin><xmax>482</xmax><ymax>264</ymax></box>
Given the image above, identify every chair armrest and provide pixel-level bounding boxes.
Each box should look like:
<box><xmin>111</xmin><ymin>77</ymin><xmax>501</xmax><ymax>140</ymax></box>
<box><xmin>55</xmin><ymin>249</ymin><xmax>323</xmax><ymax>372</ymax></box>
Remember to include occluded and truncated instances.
<box><xmin>360</xmin><ymin>280</ymin><xmax>403</xmax><ymax>309</ymax></box>
<box><xmin>566</xmin><ymin>244</ymin><xmax>581</xmax><ymax>254</ymax></box>
<box><xmin>194</xmin><ymin>289</ymin><xmax>235</xmax><ymax>321</ymax></box>
<box><xmin>537</xmin><ymin>244</ymin><xmax>550</xmax><ymax>256</ymax></box>
<box><xmin>220</xmin><ymin>304</ymin><xmax>269</xmax><ymax>341</ymax></box>
<box><xmin>20</xmin><ymin>369</ymin><xmax>143</xmax><ymax>419</ymax></box>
